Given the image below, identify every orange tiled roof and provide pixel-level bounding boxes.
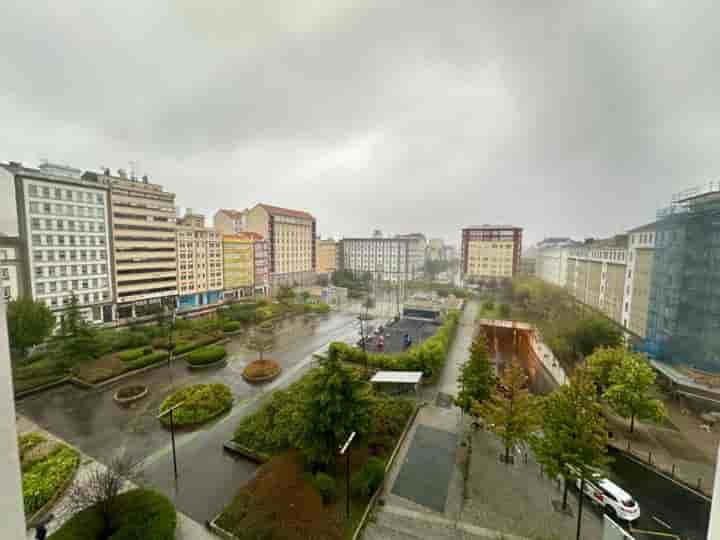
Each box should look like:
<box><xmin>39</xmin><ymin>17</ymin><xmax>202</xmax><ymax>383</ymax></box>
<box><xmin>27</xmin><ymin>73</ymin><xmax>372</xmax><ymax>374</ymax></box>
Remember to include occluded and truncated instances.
<box><xmin>258</xmin><ymin>203</ymin><xmax>314</xmax><ymax>220</ymax></box>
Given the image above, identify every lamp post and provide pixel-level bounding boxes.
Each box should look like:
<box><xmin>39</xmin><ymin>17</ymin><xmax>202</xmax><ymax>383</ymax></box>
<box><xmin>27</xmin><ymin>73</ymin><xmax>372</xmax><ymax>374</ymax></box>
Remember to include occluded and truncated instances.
<box><xmin>339</xmin><ymin>431</ymin><xmax>357</xmax><ymax>520</ymax></box>
<box><xmin>165</xmin><ymin>307</ymin><xmax>177</xmax><ymax>387</ymax></box>
<box><xmin>157</xmin><ymin>400</ymin><xmax>185</xmax><ymax>481</ymax></box>
<box><xmin>576</xmin><ymin>475</ymin><xmax>585</xmax><ymax>540</ymax></box>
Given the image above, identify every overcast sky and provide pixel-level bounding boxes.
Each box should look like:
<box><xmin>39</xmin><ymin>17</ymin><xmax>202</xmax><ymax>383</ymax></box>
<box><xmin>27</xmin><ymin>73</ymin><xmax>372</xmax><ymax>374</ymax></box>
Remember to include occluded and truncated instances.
<box><xmin>2</xmin><ymin>1</ymin><xmax>720</xmax><ymax>247</ymax></box>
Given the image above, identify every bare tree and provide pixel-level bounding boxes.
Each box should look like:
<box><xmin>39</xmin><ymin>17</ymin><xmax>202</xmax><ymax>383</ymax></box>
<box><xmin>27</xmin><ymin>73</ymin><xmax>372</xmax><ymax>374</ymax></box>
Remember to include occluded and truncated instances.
<box><xmin>66</xmin><ymin>455</ymin><xmax>138</xmax><ymax>533</ymax></box>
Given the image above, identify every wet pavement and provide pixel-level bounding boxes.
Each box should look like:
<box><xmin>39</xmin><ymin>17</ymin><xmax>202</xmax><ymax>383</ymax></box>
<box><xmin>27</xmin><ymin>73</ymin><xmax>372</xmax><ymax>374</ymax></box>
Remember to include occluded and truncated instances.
<box><xmin>17</xmin><ymin>311</ymin><xmax>362</xmax><ymax>522</ymax></box>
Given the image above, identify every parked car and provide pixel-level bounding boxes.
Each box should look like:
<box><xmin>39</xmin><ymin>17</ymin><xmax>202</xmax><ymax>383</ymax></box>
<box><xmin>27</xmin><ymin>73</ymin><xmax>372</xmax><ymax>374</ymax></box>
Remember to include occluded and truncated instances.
<box><xmin>576</xmin><ymin>472</ymin><xmax>640</xmax><ymax>523</ymax></box>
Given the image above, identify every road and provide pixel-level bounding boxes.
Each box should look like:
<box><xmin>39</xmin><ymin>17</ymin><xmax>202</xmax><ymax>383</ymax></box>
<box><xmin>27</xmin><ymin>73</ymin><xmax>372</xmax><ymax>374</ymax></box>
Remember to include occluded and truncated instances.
<box><xmin>18</xmin><ymin>311</ymin><xmax>363</xmax><ymax>523</ymax></box>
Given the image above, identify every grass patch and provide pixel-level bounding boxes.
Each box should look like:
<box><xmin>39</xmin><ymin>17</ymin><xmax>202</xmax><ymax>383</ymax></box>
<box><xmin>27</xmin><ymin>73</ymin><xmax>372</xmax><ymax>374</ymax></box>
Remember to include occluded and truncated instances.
<box><xmin>159</xmin><ymin>383</ymin><xmax>233</xmax><ymax>427</ymax></box>
<box><xmin>19</xmin><ymin>433</ymin><xmax>80</xmax><ymax>517</ymax></box>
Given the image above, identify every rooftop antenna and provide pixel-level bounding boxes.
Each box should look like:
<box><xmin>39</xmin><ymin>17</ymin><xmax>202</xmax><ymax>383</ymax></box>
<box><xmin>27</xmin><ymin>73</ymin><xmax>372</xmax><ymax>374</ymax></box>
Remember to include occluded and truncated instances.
<box><xmin>129</xmin><ymin>160</ymin><xmax>138</xmax><ymax>181</ymax></box>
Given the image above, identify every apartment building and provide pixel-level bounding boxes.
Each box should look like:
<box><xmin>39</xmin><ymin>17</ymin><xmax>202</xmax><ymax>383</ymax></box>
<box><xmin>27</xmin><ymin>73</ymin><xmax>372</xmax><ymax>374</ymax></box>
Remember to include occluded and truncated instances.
<box><xmin>534</xmin><ymin>237</ymin><xmax>578</xmax><ymax>287</ymax></box>
<box><xmin>214</xmin><ymin>209</ymin><xmax>246</xmax><ymax>234</ymax></box>
<box><xmin>223</xmin><ymin>233</ymin><xmax>256</xmax><ymax>299</ymax></box>
<box><xmin>316</xmin><ymin>238</ymin><xmax>338</xmax><ymax>274</ymax></box>
<box><xmin>621</xmin><ymin>223</ymin><xmax>656</xmax><ymax>338</ymax></box>
<box><xmin>341</xmin><ymin>237</ymin><xmax>421</xmax><ymax>282</ymax></box>
<box><xmin>4</xmin><ymin>163</ymin><xmax>115</xmax><ymax>324</ymax></box>
<box><xmin>178</xmin><ymin>209</ymin><xmax>206</xmax><ymax>228</ymax></box>
<box><xmin>461</xmin><ymin>225</ymin><xmax>522</xmax><ymax>281</ymax></box>
<box><xmin>565</xmin><ymin>236</ymin><xmax>628</xmax><ymax>325</ymax></box>
<box><xmin>176</xmin><ymin>216</ymin><xmax>223</xmax><ymax>310</ymax></box>
<box><xmin>0</xmin><ymin>237</ymin><xmax>25</xmax><ymax>301</ymax></box>
<box><xmin>245</xmin><ymin>204</ymin><xmax>316</xmax><ymax>289</ymax></box>
<box><xmin>427</xmin><ymin>238</ymin><xmax>445</xmax><ymax>261</ymax></box>
<box><xmin>395</xmin><ymin>233</ymin><xmax>426</xmax><ymax>277</ymax></box>
<box><xmin>84</xmin><ymin>170</ymin><xmax>178</xmax><ymax>320</ymax></box>
<box><xmin>253</xmin><ymin>236</ymin><xmax>270</xmax><ymax>296</ymax></box>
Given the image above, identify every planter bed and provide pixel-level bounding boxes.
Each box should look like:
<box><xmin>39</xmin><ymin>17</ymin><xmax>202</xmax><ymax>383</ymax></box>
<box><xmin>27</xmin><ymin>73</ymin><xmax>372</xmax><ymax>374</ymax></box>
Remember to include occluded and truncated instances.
<box><xmin>187</xmin><ymin>357</ymin><xmax>227</xmax><ymax>371</ymax></box>
<box><xmin>113</xmin><ymin>385</ymin><xmax>148</xmax><ymax>405</ymax></box>
<box><xmin>158</xmin><ymin>383</ymin><xmax>233</xmax><ymax>428</ymax></box>
<box><xmin>241</xmin><ymin>359</ymin><xmax>281</xmax><ymax>383</ymax></box>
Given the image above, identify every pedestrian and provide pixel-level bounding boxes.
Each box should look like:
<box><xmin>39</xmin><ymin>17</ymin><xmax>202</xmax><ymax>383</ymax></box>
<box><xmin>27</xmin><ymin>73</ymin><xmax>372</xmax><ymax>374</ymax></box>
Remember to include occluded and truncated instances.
<box><xmin>35</xmin><ymin>523</ymin><xmax>47</xmax><ymax>540</ymax></box>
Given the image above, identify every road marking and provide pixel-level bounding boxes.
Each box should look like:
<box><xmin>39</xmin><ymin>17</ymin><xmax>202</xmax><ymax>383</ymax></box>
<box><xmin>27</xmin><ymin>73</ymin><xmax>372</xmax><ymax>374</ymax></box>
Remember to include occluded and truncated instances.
<box><xmin>629</xmin><ymin>527</ymin><xmax>680</xmax><ymax>539</ymax></box>
<box><xmin>652</xmin><ymin>516</ymin><xmax>672</xmax><ymax>530</ymax></box>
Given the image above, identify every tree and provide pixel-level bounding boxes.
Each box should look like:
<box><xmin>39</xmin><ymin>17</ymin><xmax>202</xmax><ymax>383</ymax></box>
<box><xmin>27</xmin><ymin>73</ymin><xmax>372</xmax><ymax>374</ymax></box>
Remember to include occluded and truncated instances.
<box><xmin>474</xmin><ymin>359</ymin><xmax>538</xmax><ymax>464</ymax></box>
<box><xmin>531</xmin><ymin>367</ymin><xmax>609</xmax><ymax>512</ymax></box>
<box><xmin>603</xmin><ymin>353</ymin><xmax>665</xmax><ymax>433</ymax></box>
<box><xmin>7</xmin><ymin>297</ymin><xmax>55</xmax><ymax>356</ymax></box>
<box><xmin>301</xmin><ymin>290</ymin><xmax>311</xmax><ymax>304</ymax></box>
<box><xmin>498</xmin><ymin>303</ymin><xmax>511</xmax><ymax>319</ymax></box>
<box><xmin>299</xmin><ymin>356</ymin><xmax>371</xmax><ymax>467</ymax></box>
<box><xmin>586</xmin><ymin>346</ymin><xmax>626</xmax><ymax>390</ymax></box>
<box><xmin>63</xmin><ymin>291</ymin><xmax>82</xmax><ymax>336</ymax></box>
<box><xmin>277</xmin><ymin>286</ymin><xmax>296</xmax><ymax>304</ymax></box>
<box><xmin>247</xmin><ymin>322</ymin><xmax>276</xmax><ymax>361</ymax></box>
<box><xmin>456</xmin><ymin>334</ymin><xmax>496</xmax><ymax>414</ymax></box>
<box><xmin>569</xmin><ymin>316</ymin><xmax>622</xmax><ymax>358</ymax></box>
<box><xmin>66</xmin><ymin>455</ymin><xmax>138</xmax><ymax>536</ymax></box>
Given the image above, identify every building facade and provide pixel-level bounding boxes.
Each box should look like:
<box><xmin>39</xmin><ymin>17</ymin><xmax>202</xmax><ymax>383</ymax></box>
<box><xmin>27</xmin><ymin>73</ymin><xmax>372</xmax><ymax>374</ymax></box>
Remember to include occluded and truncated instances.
<box><xmin>622</xmin><ymin>223</ymin><xmax>656</xmax><ymax>338</ymax></box>
<box><xmin>223</xmin><ymin>234</ymin><xmax>256</xmax><ymax>299</ymax></box>
<box><xmin>534</xmin><ymin>238</ymin><xmax>578</xmax><ymax>287</ymax></box>
<box><xmin>427</xmin><ymin>238</ymin><xmax>445</xmax><ymax>261</ymax></box>
<box><xmin>341</xmin><ymin>237</ymin><xmax>421</xmax><ymax>282</ymax></box>
<box><xmin>253</xmin><ymin>236</ymin><xmax>270</xmax><ymax>296</ymax></box>
<box><xmin>245</xmin><ymin>204</ymin><xmax>316</xmax><ymax>289</ymax></box>
<box><xmin>176</xmin><ymin>219</ymin><xmax>223</xmax><ymax>311</ymax></box>
<box><xmin>213</xmin><ymin>209</ymin><xmax>246</xmax><ymax>234</ymax></box>
<box><xmin>86</xmin><ymin>170</ymin><xmax>178</xmax><ymax>320</ymax></box>
<box><xmin>0</xmin><ymin>237</ymin><xmax>24</xmax><ymax>301</ymax></box>
<box><xmin>8</xmin><ymin>163</ymin><xmax>115</xmax><ymax>324</ymax></box>
<box><xmin>316</xmin><ymin>238</ymin><xmax>338</xmax><ymax>274</ymax></box>
<box><xmin>565</xmin><ymin>236</ymin><xmax>628</xmax><ymax>325</ymax></box>
<box><xmin>178</xmin><ymin>210</ymin><xmax>206</xmax><ymax>228</ymax></box>
<box><xmin>461</xmin><ymin>225</ymin><xmax>522</xmax><ymax>281</ymax></box>
<box><xmin>645</xmin><ymin>184</ymin><xmax>720</xmax><ymax>371</ymax></box>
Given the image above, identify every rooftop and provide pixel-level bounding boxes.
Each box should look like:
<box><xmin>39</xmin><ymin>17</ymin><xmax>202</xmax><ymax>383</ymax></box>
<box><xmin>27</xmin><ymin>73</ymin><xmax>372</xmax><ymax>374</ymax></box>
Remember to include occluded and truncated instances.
<box><xmin>627</xmin><ymin>221</ymin><xmax>657</xmax><ymax>233</ymax></box>
<box><xmin>217</xmin><ymin>209</ymin><xmax>246</xmax><ymax>219</ymax></box>
<box><xmin>257</xmin><ymin>203</ymin><xmax>314</xmax><ymax>220</ymax></box>
<box><xmin>463</xmin><ymin>224</ymin><xmax>523</xmax><ymax>231</ymax></box>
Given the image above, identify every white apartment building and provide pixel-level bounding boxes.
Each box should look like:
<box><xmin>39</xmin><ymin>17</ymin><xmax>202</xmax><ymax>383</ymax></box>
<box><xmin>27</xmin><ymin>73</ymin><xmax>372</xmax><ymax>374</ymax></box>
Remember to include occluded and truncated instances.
<box><xmin>245</xmin><ymin>204</ymin><xmax>316</xmax><ymax>289</ymax></box>
<box><xmin>534</xmin><ymin>238</ymin><xmax>578</xmax><ymax>287</ymax></box>
<box><xmin>0</xmin><ymin>237</ymin><xmax>24</xmax><ymax>301</ymax></box>
<box><xmin>176</xmin><ymin>221</ymin><xmax>224</xmax><ymax>310</ymax></box>
<box><xmin>6</xmin><ymin>163</ymin><xmax>115</xmax><ymax>324</ymax></box>
<box><xmin>84</xmin><ymin>170</ymin><xmax>178</xmax><ymax>320</ymax></box>
<box><xmin>621</xmin><ymin>223</ymin><xmax>656</xmax><ymax>337</ymax></box>
<box><xmin>341</xmin><ymin>237</ymin><xmax>422</xmax><ymax>282</ymax></box>
<box><xmin>566</xmin><ymin>237</ymin><xmax>628</xmax><ymax>325</ymax></box>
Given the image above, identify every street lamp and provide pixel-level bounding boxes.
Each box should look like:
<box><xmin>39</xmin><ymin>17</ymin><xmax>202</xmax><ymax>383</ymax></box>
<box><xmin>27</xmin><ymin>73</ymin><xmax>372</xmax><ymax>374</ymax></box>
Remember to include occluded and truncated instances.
<box><xmin>339</xmin><ymin>431</ymin><xmax>356</xmax><ymax>520</ymax></box>
<box><xmin>157</xmin><ymin>400</ymin><xmax>185</xmax><ymax>481</ymax></box>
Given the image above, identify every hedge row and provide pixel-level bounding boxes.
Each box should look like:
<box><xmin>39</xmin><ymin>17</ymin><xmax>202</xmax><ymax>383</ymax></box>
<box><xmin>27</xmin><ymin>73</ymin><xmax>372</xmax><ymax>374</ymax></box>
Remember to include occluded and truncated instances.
<box><xmin>49</xmin><ymin>488</ymin><xmax>176</xmax><ymax>540</ymax></box>
<box><xmin>124</xmin><ymin>351</ymin><xmax>169</xmax><ymax>371</ymax></box>
<box><xmin>186</xmin><ymin>346</ymin><xmax>227</xmax><ymax>366</ymax></box>
<box><xmin>118</xmin><ymin>347</ymin><xmax>152</xmax><ymax>362</ymax></box>
<box><xmin>328</xmin><ymin>309</ymin><xmax>461</xmax><ymax>378</ymax></box>
<box><xmin>175</xmin><ymin>334</ymin><xmax>220</xmax><ymax>356</ymax></box>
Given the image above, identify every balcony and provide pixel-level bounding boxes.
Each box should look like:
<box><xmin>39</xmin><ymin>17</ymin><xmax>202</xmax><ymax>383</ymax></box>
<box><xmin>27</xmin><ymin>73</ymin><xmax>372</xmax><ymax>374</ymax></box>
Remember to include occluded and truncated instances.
<box><xmin>118</xmin><ymin>270</ymin><xmax>177</xmax><ymax>282</ymax></box>
<box><xmin>114</xmin><ymin>240</ymin><xmax>176</xmax><ymax>250</ymax></box>
<box><xmin>112</xmin><ymin>216</ymin><xmax>176</xmax><ymax>229</ymax></box>
<box><xmin>117</xmin><ymin>279</ymin><xmax>177</xmax><ymax>294</ymax></box>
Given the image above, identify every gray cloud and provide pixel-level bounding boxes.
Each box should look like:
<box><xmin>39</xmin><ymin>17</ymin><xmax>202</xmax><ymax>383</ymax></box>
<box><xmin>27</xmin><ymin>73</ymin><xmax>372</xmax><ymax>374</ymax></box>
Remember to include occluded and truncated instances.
<box><xmin>3</xmin><ymin>0</ymin><xmax>720</xmax><ymax>246</ymax></box>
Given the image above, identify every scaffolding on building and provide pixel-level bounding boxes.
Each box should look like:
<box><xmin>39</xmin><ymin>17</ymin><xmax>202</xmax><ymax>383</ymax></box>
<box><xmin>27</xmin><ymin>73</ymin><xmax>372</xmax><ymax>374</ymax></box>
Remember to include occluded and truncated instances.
<box><xmin>646</xmin><ymin>181</ymin><xmax>720</xmax><ymax>372</ymax></box>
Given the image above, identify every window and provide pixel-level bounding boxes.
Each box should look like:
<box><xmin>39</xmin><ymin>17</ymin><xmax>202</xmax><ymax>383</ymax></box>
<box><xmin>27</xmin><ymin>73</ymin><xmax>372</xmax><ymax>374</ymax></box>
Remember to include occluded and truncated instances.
<box><xmin>43</xmin><ymin>203</ymin><xmax>51</xmax><ymax>213</ymax></box>
<box><xmin>32</xmin><ymin>234</ymin><xmax>41</xmax><ymax>245</ymax></box>
<box><xmin>82</xmin><ymin>265</ymin><xmax>88</xmax><ymax>275</ymax></box>
<box><xmin>65</xmin><ymin>190</ymin><xmax>73</xmax><ymax>200</ymax></box>
<box><xmin>37</xmin><ymin>283</ymin><xmax>45</xmax><ymax>294</ymax></box>
<box><xmin>29</xmin><ymin>202</ymin><xmax>39</xmax><ymax>213</ymax></box>
<box><xmin>54</xmin><ymin>188</ymin><xmax>62</xmax><ymax>199</ymax></box>
<box><xmin>31</xmin><ymin>218</ymin><xmax>41</xmax><ymax>229</ymax></box>
<box><xmin>29</xmin><ymin>185</ymin><xmax>38</xmax><ymax>196</ymax></box>
<box><xmin>81</xmin><ymin>280</ymin><xmax>89</xmax><ymax>289</ymax></box>
<box><xmin>47</xmin><ymin>251</ymin><xmax>55</xmax><ymax>261</ymax></box>
<box><xmin>42</xmin><ymin>187</ymin><xmax>50</xmax><ymax>197</ymax></box>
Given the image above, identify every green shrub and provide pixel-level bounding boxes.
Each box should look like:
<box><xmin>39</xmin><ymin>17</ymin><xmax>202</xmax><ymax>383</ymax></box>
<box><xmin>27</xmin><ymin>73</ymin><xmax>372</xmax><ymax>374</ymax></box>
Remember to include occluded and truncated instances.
<box><xmin>49</xmin><ymin>489</ymin><xmax>175</xmax><ymax>540</ymax></box>
<box><xmin>111</xmin><ymin>330</ymin><xmax>150</xmax><ymax>352</ymax></box>
<box><xmin>159</xmin><ymin>383</ymin><xmax>233</xmax><ymax>427</ymax></box>
<box><xmin>498</xmin><ymin>303</ymin><xmax>511</xmax><ymax>318</ymax></box>
<box><xmin>175</xmin><ymin>335</ymin><xmax>219</xmax><ymax>355</ymax></box>
<box><xmin>484</xmin><ymin>300</ymin><xmax>495</xmax><ymax>311</ymax></box>
<box><xmin>222</xmin><ymin>321</ymin><xmax>242</xmax><ymax>333</ymax></box>
<box><xmin>118</xmin><ymin>347</ymin><xmax>148</xmax><ymax>362</ymax></box>
<box><xmin>186</xmin><ymin>346</ymin><xmax>227</xmax><ymax>366</ymax></box>
<box><xmin>351</xmin><ymin>457</ymin><xmax>385</xmax><ymax>498</ymax></box>
<box><xmin>256</xmin><ymin>306</ymin><xmax>274</xmax><ymax>320</ymax></box>
<box><xmin>311</xmin><ymin>472</ymin><xmax>337</xmax><ymax>504</ymax></box>
<box><xmin>22</xmin><ymin>444</ymin><xmax>80</xmax><ymax>516</ymax></box>
<box><xmin>124</xmin><ymin>351</ymin><xmax>169</xmax><ymax>370</ymax></box>
<box><xmin>151</xmin><ymin>336</ymin><xmax>169</xmax><ymax>349</ymax></box>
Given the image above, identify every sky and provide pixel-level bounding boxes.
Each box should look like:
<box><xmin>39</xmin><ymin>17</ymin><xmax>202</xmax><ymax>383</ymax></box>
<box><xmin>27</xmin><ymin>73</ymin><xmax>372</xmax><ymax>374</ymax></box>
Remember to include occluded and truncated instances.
<box><xmin>2</xmin><ymin>1</ymin><xmax>720</xmax><ymax>247</ymax></box>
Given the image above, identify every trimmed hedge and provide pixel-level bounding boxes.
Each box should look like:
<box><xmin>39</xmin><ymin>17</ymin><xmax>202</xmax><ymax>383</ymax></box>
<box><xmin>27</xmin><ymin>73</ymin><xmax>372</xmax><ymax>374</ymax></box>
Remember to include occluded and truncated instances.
<box><xmin>124</xmin><ymin>351</ymin><xmax>169</xmax><ymax>370</ymax></box>
<box><xmin>159</xmin><ymin>383</ymin><xmax>233</xmax><ymax>427</ymax></box>
<box><xmin>186</xmin><ymin>346</ymin><xmax>227</xmax><ymax>366</ymax></box>
<box><xmin>118</xmin><ymin>347</ymin><xmax>152</xmax><ymax>362</ymax></box>
<box><xmin>329</xmin><ymin>309</ymin><xmax>461</xmax><ymax>378</ymax></box>
<box><xmin>222</xmin><ymin>320</ymin><xmax>242</xmax><ymax>333</ymax></box>
<box><xmin>174</xmin><ymin>335</ymin><xmax>220</xmax><ymax>355</ymax></box>
<box><xmin>49</xmin><ymin>488</ymin><xmax>176</xmax><ymax>540</ymax></box>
